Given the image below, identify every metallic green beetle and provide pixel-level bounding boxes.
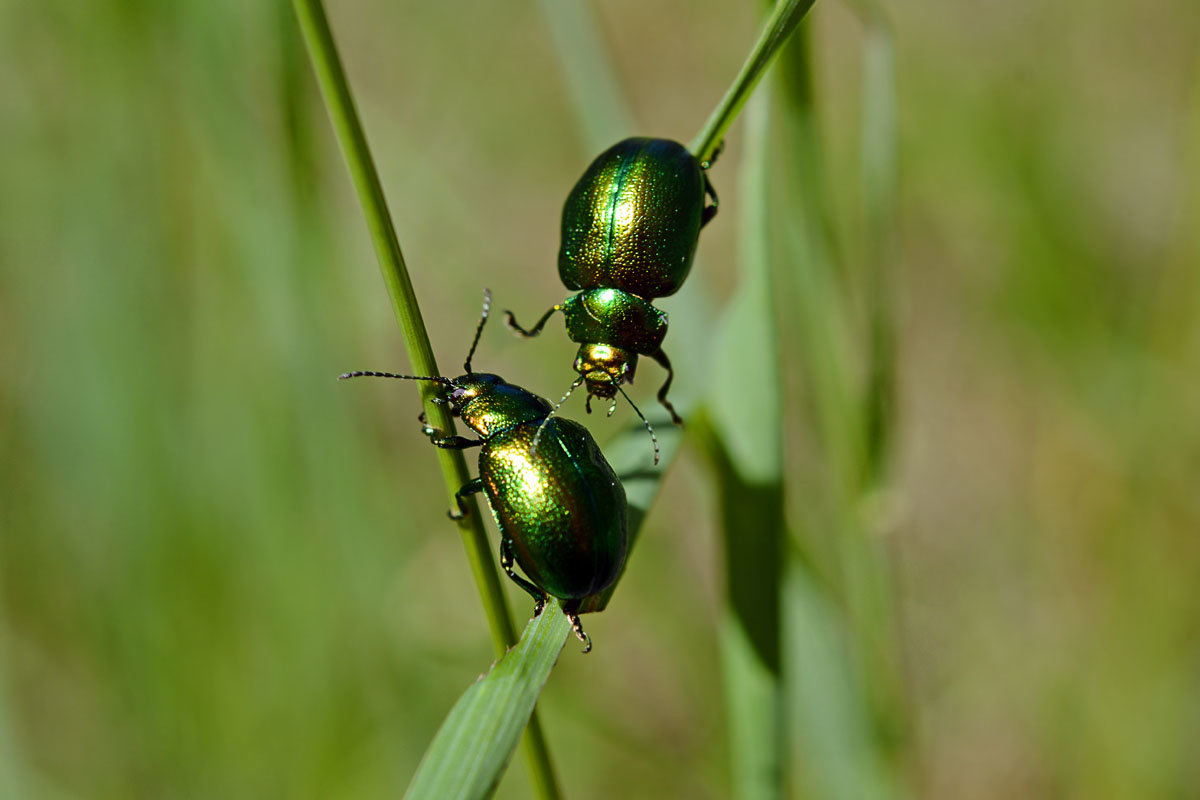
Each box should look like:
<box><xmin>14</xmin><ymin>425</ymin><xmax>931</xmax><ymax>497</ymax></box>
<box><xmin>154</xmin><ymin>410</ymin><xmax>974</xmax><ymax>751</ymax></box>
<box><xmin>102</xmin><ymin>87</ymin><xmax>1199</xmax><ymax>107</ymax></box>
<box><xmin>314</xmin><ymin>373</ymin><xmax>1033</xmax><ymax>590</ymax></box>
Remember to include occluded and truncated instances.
<box><xmin>505</xmin><ymin>137</ymin><xmax>719</xmax><ymax>429</ymax></box>
<box><xmin>340</xmin><ymin>292</ymin><xmax>627</xmax><ymax>651</ymax></box>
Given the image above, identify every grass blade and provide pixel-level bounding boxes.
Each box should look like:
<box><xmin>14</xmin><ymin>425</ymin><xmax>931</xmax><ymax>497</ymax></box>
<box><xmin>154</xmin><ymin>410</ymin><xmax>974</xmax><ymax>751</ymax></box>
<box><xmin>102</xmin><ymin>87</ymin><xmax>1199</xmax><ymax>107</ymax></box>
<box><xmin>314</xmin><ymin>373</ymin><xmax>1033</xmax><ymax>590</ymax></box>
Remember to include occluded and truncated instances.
<box><xmin>406</xmin><ymin>601</ymin><xmax>574</xmax><ymax>800</ymax></box>
<box><xmin>289</xmin><ymin>2</ymin><xmax>561</xmax><ymax>796</ymax></box>
<box><xmin>690</xmin><ymin>0</ymin><xmax>819</xmax><ymax>166</ymax></box>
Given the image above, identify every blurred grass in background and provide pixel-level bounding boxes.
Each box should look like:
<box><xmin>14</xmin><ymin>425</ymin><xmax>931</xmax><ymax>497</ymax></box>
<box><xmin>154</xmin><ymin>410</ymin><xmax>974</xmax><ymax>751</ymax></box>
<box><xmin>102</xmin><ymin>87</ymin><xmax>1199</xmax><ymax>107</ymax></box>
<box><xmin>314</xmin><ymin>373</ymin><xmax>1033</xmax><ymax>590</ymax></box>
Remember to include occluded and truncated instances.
<box><xmin>1</xmin><ymin>0</ymin><xmax>1198</xmax><ymax>798</ymax></box>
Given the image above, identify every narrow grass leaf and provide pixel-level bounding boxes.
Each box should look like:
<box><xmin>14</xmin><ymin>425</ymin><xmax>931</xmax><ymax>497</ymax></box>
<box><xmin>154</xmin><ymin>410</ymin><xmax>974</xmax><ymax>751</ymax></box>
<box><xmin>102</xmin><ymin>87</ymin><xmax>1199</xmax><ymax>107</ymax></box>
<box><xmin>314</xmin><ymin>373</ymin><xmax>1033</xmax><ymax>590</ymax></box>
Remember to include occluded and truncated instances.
<box><xmin>405</xmin><ymin>601</ymin><xmax>573</xmax><ymax>800</ymax></box>
<box><xmin>289</xmin><ymin>2</ymin><xmax>561</xmax><ymax>796</ymax></box>
<box><xmin>290</xmin><ymin>0</ymin><xmax>520</xmax><ymax>657</ymax></box>
<box><xmin>690</xmin><ymin>0</ymin><xmax>819</xmax><ymax>166</ymax></box>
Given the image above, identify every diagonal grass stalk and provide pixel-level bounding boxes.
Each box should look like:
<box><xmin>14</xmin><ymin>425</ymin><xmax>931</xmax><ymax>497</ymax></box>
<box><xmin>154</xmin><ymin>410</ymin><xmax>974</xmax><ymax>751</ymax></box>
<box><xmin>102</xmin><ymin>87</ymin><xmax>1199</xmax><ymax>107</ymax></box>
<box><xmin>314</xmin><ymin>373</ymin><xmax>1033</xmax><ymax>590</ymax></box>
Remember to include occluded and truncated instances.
<box><xmin>288</xmin><ymin>1</ymin><xmax>562</xmax><ymax>797</ymax></box>
<box><xmin>690</xmin><ymin>0</ymin><xmax>819</xmax><ymax>166</ymax></box>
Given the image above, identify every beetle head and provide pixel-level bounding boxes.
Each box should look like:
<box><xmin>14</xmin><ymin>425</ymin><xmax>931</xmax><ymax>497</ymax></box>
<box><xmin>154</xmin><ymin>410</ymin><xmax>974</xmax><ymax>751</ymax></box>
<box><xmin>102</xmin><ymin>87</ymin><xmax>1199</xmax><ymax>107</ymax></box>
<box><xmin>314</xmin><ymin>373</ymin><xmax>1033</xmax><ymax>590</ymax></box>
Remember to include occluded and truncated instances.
<box><xmin>573</xmin><ymin>343</ymin><xmax>637</xmax><ymax>400</ymax></box>
<box><xmin>438</xmin><ymin>373</ymin><xmax>508</xmax><ymax>418</ymax></box>
<box><xmin>444</xmin><ymin>373</ymin><xmax>502</xmax><ymax>406</ymax></box>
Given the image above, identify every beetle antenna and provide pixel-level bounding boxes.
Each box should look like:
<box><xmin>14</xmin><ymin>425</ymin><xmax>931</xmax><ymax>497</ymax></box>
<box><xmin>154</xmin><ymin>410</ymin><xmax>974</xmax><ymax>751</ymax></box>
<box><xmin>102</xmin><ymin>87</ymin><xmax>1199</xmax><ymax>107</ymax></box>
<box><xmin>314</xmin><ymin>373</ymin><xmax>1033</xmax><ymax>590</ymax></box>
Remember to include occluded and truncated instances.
<box><xmin>531</xmin><ymin>376</ymin><xmax>585</xmax><ymax>455</ymax></box>
<box><xmin>617</xmin><ymin>385</ymin><xmax>659</xmax><ymax>466</ymax></box>
<box><xmin>339</xmin><ymin>371</ymin><xmax>453</xmax><ymax>385</ymax></box>
<box><xmin>464</xmin><ymin>288</ymin><xmax>492</xmax><ymax>374</ymax></box>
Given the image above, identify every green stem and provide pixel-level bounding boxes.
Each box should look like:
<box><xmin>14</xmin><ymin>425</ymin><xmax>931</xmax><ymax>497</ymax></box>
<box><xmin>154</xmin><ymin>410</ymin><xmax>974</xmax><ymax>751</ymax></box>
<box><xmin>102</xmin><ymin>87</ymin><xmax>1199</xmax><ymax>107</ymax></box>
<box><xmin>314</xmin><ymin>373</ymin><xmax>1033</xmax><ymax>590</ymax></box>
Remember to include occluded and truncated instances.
<box><xmin>289</xmin><ymin>2</ymin><xmax>561</xmax><ymax>797</ymax></box>
<box><xmin>689</xmin><ymin>0</ymin><xmax>818</xmax><ymax>165</ymax></box>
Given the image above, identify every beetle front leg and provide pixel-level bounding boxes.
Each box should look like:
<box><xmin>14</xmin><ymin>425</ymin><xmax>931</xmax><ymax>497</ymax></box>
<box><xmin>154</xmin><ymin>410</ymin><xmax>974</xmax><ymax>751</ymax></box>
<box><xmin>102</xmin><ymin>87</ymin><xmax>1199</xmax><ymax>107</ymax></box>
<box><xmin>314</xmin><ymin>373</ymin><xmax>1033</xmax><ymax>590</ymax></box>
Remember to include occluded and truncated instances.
<box><xmin>500</xmin><ymin>538</ymin><xmax>547</xmax><ymax>614</ymax></box>
<box><xmin>648</xmin><ymin>348</ymin><xmax>684</xmax><ymax>425</ymax></box>
<box><xmin>448</xmin><ymin>477</ymin><xmax>484</xmax><ymax>520</ymax></box>
<box><xmin>503</xmin><ymin>305</ymin><xmax>561</xmax><ymax>338</ymax></box>
<box><xmin>419</xmin><ymin>412</ymin><xmax>484</xmax><ymax>450</ymax></box>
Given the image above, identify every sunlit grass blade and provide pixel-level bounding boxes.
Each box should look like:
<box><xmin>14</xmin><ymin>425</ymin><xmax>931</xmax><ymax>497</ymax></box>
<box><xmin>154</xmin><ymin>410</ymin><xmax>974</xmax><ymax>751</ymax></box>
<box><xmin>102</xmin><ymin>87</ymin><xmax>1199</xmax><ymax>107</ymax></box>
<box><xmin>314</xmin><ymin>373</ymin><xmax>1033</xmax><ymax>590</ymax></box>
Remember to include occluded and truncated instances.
<box><xmin>405</xmin><ymin>602</ymin><xmax>573</xmax><ymax>800</ymax></box>
<box><xmin>289</xmin><ymin>1</ymin><xmax>561</xmax><ymax>796</ymax></box>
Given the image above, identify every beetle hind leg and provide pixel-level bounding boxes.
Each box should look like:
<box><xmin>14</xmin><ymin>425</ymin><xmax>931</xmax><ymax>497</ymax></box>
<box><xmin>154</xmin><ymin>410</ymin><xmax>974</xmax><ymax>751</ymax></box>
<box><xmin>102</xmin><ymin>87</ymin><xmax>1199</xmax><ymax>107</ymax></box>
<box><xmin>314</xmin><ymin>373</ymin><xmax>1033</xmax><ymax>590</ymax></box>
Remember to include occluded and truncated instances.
<box><xmin>648</xmin><ymin>349</ymin><xmax>684</xmax><ymax>426</ymax></box>
<box><xmin>504</xmin><ymin>305</ymin><xmax>561</xmax><ymax>338</ymax></box>
<box><xmin>500</xmin><ymin>538</ymin><xmax>547</xmax><ymax>613</ymax></box>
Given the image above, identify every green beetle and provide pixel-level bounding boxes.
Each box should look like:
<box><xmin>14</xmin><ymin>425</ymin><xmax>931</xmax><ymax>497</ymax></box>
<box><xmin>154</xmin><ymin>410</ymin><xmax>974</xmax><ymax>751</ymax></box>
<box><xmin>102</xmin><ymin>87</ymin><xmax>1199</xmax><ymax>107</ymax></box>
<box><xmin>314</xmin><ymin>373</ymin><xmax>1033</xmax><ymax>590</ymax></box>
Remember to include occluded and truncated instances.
<box><xmin>340</xmin><ymin>292</ymin><xmax>627</xmax><ymax>651</ymax></box>
<box><xmin>505</xmin><ymin>137</ymin><xmax>719</xmax><ymax>430</ymax></box>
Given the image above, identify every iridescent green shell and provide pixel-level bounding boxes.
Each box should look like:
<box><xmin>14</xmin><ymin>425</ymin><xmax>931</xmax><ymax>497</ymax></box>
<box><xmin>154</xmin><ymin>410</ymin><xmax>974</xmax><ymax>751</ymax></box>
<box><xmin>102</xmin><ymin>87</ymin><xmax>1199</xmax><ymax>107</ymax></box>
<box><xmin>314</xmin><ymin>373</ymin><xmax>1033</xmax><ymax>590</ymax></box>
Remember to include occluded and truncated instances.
<box><xmin>479</xmin><ymin>418</ymin><xmax>628</xmax><ymax>600</ymax></box>
<box><xmin>558</xmin><ymin>138</ymin><xmax>706</xmax><ymax>300</ymax></box>
<box><xmin>561</xmin><ymin>288</ymin><xmax>667</xmax><ymax>355</ymax></box>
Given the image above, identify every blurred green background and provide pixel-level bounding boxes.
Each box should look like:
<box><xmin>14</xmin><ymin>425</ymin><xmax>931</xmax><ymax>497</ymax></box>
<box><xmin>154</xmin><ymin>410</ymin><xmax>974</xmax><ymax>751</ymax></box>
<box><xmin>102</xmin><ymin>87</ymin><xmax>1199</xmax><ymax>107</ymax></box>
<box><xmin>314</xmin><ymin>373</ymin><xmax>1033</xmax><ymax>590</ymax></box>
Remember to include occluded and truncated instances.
<box><xmin>2</xmin><ymin>0</ymin><xmax>1198</xmax><ymax>798</ymax></box>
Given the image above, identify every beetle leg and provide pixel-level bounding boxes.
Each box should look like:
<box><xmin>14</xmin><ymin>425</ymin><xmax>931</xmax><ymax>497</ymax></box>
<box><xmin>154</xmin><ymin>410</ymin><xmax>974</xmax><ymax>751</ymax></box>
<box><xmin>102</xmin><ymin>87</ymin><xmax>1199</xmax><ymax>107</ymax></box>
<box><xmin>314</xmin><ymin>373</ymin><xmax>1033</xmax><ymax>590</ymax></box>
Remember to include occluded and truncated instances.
<box><xmin>448</xmin><ymin>477</ymin><xmax>484</xmax><ymax>520</ymax></box>
<box><xmin>430</xmin><ymin>434</ymin><xmax>483</xmax><ymax>449</ymax></box>
<box><xmin>419</xmin><ymin>413</ymin><xmax>483</xmax><ymax>450</ymax></box>
<box><xmin>503</xmin><ymin>305</ymin><xmax>561</xmax><ymax>338</ymax></box>
<box><xmin>648</xmin><ymin>349</ymin><xmax>684</xmax><ymax>425</ymax></box>
<box><xmin>500</xmin><ymin>538</ymin><xmax>547</xmax><ymax>611</ymax></box>
<box><xmin>701</xmin><ymin>172</ymin><xmax>719</xmax><ymax>228</ymax></box>
<box><xmin>567</xmin><ymin>614</ymin><xmax>592</xmax><ymax>654</ymax></box>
